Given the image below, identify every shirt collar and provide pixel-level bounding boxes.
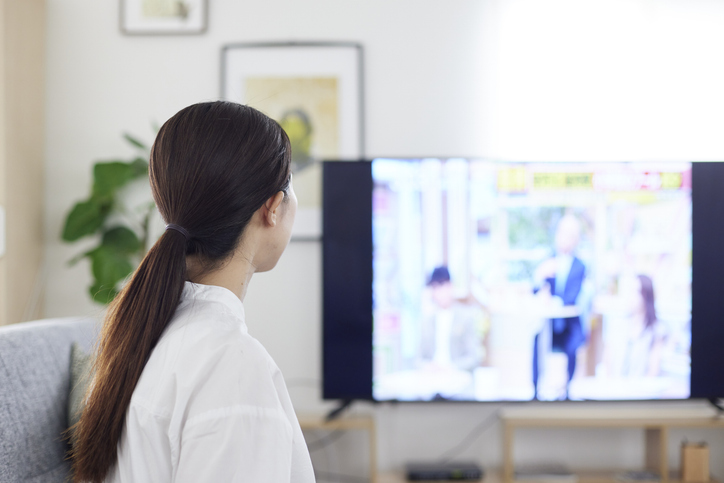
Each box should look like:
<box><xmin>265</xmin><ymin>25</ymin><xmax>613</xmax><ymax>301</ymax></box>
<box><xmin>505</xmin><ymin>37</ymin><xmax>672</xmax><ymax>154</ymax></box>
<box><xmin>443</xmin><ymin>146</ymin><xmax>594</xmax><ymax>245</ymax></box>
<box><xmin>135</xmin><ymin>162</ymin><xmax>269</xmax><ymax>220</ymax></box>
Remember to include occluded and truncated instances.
<box><xmin>180</xmin><ymin>281</ymin><xmax>245</xmax><ymax>321</ymax></box>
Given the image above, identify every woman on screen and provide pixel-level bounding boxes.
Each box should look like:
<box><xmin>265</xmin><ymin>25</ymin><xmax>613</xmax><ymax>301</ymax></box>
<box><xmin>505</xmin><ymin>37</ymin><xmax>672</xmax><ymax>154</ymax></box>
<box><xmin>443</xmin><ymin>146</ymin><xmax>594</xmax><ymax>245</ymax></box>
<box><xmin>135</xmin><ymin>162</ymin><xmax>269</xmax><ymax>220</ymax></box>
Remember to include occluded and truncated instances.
<box><xmin>70</xmin><ymin>102</ymin><xmax>315</xmax><ymax>482</ymax></box>
<box><xmin>621</xmin><ymin>274</ymin><xmax>665</xmax><ymax>378</ymax></box>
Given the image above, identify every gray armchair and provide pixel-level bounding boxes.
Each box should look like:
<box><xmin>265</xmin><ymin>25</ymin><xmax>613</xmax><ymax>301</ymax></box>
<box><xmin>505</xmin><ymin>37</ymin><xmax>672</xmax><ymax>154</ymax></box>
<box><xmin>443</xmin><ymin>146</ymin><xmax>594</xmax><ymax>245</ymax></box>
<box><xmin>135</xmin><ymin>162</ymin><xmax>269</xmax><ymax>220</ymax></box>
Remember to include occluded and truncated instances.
<box><xmin>0</xmin><ymin>317</ymin><xmax>97</xmax><ymax>483</ymax></box>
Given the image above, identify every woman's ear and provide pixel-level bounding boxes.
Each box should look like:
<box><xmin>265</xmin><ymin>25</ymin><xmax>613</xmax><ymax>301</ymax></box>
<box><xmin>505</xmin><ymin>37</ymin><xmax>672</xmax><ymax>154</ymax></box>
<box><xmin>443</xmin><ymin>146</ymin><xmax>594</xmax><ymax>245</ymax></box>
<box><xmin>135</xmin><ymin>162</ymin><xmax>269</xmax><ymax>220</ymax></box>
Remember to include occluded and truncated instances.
<box><xmin>262</xmin><ymin>191</ymin><xmax>286</xmax><ymax>227</ymax></box>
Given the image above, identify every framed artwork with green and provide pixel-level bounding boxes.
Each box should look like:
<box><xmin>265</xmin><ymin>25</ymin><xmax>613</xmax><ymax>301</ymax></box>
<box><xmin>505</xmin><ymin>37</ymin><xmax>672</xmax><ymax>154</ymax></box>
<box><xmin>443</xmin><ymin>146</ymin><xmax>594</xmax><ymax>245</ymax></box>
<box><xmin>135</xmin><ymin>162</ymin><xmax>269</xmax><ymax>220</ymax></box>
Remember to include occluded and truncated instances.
<box><xmin>221</xmin><ymin>42</ymin><xmax>365</xmax><ymax>240</ymax></box>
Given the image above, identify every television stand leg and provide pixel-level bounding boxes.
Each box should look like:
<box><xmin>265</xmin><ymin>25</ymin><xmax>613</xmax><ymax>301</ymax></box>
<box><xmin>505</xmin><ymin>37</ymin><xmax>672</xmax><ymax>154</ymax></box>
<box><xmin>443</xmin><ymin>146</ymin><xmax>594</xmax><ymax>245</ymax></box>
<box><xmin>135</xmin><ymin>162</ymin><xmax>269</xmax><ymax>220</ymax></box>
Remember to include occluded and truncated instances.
<box><xmin>326</xmin><ymin>399</ymin><xmax>354</xmax><ymax>421</ymax></box>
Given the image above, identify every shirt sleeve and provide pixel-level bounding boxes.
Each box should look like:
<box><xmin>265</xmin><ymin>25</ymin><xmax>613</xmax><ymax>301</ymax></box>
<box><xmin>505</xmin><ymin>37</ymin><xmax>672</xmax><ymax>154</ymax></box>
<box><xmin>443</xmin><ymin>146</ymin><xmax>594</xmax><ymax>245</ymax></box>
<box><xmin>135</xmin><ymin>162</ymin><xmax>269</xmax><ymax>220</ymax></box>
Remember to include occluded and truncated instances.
<box><xmin>174</xmin><ymin>405</ymin><xmax>294</xmax><ymax>483</ymax></box>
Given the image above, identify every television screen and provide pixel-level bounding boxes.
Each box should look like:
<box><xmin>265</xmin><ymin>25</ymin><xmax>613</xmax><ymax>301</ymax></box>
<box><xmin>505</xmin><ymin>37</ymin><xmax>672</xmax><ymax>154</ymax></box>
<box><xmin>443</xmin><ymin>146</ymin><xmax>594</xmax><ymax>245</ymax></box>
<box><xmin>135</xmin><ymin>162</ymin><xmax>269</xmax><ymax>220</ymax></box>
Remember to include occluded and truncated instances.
<box><xmin>371</xmin><ymin>159</ymin><xmax>691</xmax><ymax>401</ymax></box>
<box><xmin>323</xmin><ymin>160</ymin><xmax>722</xmax><ymax>402</ymax></box>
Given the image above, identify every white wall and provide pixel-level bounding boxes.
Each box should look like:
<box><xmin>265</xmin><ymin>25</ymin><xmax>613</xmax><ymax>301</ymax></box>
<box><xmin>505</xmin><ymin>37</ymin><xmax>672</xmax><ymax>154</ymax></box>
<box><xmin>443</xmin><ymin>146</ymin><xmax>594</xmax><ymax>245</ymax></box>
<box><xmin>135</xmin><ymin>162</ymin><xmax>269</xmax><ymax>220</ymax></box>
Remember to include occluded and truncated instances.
<box><xmin>486</xmin><ymin>0</ymin><xmax>724</xmax><ymax>162</ymax></box>
<box><xmin>44</xmin><ymin>0</ymin><xmax>724</xmax><ymax>476</ymax></box>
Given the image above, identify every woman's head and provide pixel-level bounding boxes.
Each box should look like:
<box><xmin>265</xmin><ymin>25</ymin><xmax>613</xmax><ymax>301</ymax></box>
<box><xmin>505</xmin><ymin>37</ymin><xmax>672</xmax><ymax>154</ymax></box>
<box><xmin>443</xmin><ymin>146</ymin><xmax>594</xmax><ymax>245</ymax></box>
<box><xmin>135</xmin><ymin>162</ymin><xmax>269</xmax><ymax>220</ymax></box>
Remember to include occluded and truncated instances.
<box><xmin>151</xmin><ymin>101</ymin><xmax>293</xmax><ymax>271</ymax></box>
<box><xmin>70</xmin><ymin>101</ymin><xmax>293</xmax><ymax>482</ymax></box>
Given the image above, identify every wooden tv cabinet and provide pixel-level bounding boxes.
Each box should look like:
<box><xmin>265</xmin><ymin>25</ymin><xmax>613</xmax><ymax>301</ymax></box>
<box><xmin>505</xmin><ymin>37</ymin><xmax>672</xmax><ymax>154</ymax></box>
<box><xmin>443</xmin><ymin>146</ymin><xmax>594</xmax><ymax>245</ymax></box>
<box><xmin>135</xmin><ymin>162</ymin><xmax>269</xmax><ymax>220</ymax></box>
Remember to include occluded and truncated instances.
<box><xmin>502</xmin><ymin>406</ymin><xmax>724</xmax><ymax>483</ymax></box>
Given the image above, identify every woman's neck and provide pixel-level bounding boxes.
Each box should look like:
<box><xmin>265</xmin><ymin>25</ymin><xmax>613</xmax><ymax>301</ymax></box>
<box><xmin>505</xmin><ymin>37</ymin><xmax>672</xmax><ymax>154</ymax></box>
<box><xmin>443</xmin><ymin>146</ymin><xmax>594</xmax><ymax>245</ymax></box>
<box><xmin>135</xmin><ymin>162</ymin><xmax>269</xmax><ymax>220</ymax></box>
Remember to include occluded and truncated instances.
<box><xmin>186</xmin><ymin>249</ymin><xmax>257</xmax><ymax>302</ymax></box>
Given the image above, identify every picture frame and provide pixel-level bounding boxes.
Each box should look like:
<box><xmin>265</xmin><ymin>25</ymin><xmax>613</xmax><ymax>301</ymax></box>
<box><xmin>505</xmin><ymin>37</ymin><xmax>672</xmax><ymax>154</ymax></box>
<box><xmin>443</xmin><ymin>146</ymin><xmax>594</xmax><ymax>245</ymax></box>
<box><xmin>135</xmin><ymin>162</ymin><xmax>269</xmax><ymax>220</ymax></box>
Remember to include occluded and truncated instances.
<box><xmin>120</xmin><ymin>0</ymin><xmax>208</xmax><ymax>35</ymax></box>
<box><xmin>221</xmin><ymin>42</ymin><xmax>365</xmax><ymax>241</ymax></box>
<box><xmin>221</xmin><ymin>42</ymin><xmax>365</xmax><ymax>164</ymax></box>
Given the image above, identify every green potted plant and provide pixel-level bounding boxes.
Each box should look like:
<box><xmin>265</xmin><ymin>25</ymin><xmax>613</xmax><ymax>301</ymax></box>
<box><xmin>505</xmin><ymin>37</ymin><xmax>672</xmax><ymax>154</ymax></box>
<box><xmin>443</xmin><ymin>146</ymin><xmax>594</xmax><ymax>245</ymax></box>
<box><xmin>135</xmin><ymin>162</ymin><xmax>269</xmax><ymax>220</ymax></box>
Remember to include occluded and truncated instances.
<box><xmin>61</xmin><ymin>133</ymin><xmax>156</xmax><ymax>304</ymax></box>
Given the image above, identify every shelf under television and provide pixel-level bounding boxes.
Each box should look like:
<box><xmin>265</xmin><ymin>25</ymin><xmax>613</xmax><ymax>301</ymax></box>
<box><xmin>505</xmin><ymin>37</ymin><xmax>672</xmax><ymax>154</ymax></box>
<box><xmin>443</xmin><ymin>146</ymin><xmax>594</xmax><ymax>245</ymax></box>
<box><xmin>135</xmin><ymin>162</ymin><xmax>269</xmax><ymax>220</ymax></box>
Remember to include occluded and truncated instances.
<box><xmin>568</xmin><ymin>472</ymin><xmax>719</xmax><ymax>483</ymax></box>
<box><xmin>380</xmin><ymin>469</ymin><xmax>720</xmax><ymax>483</ymax></box>
<box><xmin>502</xmin><ymin>406</ymin><xmax>724</xmax><ymax>483</ymax></box>
<box><xmin>309</xmin><ymin>407</ymin><xmax>723</xmax><ymax>483</ymax></box>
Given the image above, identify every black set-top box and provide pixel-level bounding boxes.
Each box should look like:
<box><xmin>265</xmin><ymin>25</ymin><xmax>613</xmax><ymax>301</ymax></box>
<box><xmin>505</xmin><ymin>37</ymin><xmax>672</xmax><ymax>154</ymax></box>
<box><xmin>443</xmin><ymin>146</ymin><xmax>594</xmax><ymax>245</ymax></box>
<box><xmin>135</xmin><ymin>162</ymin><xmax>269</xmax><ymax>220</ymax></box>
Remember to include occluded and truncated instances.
<box><xmin>405</xmin><ymin>462</ymin><xmax>484</xmax><ymax>481</ymax></box>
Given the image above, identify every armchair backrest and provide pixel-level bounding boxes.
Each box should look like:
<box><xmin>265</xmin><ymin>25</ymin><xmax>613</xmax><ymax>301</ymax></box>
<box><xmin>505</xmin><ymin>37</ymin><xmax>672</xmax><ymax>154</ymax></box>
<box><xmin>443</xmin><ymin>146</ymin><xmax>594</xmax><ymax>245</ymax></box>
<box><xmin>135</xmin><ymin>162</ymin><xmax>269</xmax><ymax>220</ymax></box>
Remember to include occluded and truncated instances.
<box><xmin>0</xmin><ymin>317</ymin><xmax>97</xmax><ymax>482</ymax></box>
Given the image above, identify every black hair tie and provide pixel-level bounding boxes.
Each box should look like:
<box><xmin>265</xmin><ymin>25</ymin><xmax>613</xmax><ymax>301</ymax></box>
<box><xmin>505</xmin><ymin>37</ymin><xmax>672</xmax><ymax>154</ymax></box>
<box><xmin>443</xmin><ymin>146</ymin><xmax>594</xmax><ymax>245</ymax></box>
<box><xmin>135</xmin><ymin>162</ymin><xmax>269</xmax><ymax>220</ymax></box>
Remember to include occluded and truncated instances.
<box><xmin>165</xmin><ymin>224</ymin><xmax>191</xmax><ymax>240</ymax></box>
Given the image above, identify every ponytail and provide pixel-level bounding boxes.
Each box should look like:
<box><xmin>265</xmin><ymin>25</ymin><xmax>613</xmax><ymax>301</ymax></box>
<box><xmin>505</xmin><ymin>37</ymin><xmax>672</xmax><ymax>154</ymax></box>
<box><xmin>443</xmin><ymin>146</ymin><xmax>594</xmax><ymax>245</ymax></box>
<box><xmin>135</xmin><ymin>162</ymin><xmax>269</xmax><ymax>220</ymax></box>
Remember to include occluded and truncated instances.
<box><xmin>70</xmin><ymin>229</ymin><xmax>188</xmax><ymax>482</ymax></box>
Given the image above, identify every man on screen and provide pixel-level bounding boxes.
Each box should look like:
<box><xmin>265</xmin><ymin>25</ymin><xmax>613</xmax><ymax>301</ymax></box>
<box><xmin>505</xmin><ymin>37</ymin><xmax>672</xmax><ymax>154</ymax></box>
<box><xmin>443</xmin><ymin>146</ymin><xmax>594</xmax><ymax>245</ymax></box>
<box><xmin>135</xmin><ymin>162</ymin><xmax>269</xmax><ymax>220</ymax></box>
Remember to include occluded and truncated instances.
<box><xmin>419</xmin><ymin>266</ymin><xmax>482</xmax><ymax>373</ymax></box>
<box><xmin>532</xmin><ymin>214</ymin><xmax>586</xmax><ymax>399</ymax></box>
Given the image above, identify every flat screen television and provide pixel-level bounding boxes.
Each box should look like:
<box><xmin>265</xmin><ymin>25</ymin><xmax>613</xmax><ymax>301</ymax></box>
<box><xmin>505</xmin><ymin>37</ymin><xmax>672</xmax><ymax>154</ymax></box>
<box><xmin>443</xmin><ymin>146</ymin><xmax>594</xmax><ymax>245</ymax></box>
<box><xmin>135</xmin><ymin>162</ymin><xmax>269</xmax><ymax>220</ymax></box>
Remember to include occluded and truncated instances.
<box><xmin>322</xmin><ymin>159</ymin><xmax>724</xmax><ymax>402</ymax></box>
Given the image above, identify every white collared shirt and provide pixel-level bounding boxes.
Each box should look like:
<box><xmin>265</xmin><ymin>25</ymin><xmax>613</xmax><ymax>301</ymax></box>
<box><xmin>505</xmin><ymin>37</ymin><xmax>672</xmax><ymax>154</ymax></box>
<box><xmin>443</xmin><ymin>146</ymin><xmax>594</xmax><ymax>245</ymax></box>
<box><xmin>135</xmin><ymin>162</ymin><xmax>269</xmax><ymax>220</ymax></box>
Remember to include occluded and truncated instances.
<box><xmin>106</xmin><ymin>282</ymin><xmax>316</xmax><ymax>483</ymax></box>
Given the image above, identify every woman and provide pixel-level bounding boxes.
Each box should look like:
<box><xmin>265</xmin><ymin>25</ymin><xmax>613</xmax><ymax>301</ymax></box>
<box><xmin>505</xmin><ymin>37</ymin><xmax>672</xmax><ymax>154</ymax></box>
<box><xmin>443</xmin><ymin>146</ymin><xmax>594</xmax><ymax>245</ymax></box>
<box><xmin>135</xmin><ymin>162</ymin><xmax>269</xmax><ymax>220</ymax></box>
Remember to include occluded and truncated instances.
<box><xmin>70</xmin><ymin>102</ymin><xmax>315</xmax><ymax>482</ymax></box>
<box><xmin>621</xmin><ymin>274</ymin><xmax>664</xmax><ymax>378</ymax></box>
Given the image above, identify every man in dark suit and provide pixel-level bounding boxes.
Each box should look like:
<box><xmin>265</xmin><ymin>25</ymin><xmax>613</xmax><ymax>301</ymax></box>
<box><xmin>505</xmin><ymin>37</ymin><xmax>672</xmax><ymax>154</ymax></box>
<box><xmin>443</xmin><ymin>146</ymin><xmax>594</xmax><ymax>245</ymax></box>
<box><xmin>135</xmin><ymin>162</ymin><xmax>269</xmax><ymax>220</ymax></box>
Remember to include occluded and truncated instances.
<box><xmin>532</xmin><ymin>214</ymin><xmax>586</xmax><ymax>400</ymax></box>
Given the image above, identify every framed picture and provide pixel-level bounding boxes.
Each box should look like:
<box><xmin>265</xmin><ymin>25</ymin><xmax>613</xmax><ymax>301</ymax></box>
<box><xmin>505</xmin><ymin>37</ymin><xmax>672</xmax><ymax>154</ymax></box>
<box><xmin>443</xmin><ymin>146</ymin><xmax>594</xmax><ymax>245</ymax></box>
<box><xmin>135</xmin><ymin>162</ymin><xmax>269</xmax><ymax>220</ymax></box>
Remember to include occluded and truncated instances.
<box><xmin>221</xmin><ymin>42</ymin><xmax>365</xmax><ymax>166</ymax></box>
<box><xmin>120</xmin><ymin>0</ymin><xmax>208</xmax><ymax>35</ymax></box>
<box><xmin>221</xmin><ymin>42</ymin><xmax>365</xmax><ymax>240</ymax></box>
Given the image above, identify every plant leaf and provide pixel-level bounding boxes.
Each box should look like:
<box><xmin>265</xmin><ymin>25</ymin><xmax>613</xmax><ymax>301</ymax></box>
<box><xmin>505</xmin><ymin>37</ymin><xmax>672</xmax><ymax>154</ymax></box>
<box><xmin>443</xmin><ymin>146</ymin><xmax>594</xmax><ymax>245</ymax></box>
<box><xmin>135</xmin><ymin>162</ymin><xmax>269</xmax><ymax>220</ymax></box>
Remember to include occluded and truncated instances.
<box><xmin>123</xmin><ymin>133</ymin><xmax>148</xmax><ymax>151</ymax></box>
<box><xmin>102</xmin><ymin>226</ymin><xmax>141</xmax><ymax>254</ymax></box>
<box><xmin>89</xmin><ymin>283</ymin><xmax>118</xmax><ymax>305</ymax></box>
<box><xmin>68</xmin><ymin>247</ymin><xmax>96</xmax><ymax>266</ymax></box>
<box><xmin>62</xmin><ymin>199</ymin><xmax>110</xmax><ymax>241</ymax></box>
<box><xmin>92</xmin><ymin>162</ymin><xmax>135</xmax><ymax>197</ymax></box>
<box><xmin>87</xmin><ymin>245</ymin><xmax>134</xmax><ymax>290</ymax></box>
<box><xmin>130</xmin><ymin>157</ymin><xmax>149</xmax><ymax>178</ymax></box>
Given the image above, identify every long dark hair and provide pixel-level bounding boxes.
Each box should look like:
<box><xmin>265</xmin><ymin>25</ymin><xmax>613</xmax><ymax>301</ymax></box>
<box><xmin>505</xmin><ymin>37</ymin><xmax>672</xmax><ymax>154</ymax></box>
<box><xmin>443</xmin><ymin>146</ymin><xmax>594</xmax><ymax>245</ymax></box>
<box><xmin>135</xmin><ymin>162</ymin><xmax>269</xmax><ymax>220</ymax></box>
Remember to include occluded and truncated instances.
<box><xmin>70</xmin><ymin>101</ymin><xmax>291</xmax><ymax>482</ymax></box>
<box><xmin>638</xmin><ymin>274</ymin><xmax>657</xmax><ymax>329</ymax></box>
